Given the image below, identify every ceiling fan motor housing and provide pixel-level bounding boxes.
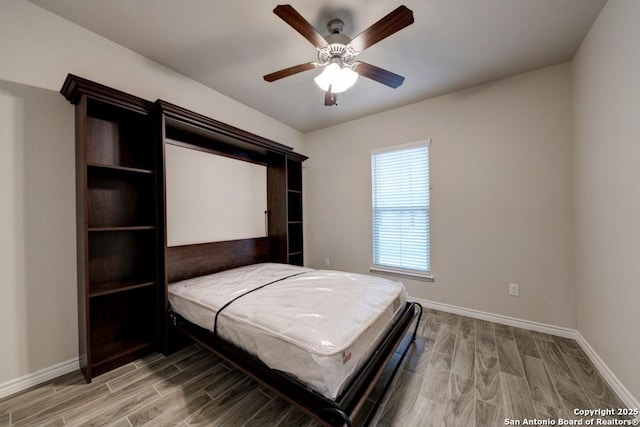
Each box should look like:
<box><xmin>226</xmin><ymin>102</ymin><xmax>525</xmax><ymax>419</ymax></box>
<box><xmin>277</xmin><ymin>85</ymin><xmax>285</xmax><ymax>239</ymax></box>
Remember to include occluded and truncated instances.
<box><xmin>318</xmin><ymin>43</ymin><xmax>358</xmax><ymax>65</ymax></box>
<box><xmin>316</xmin><ymin>19</ymin><xmax>358</xmax><ymax>66</ymax></box>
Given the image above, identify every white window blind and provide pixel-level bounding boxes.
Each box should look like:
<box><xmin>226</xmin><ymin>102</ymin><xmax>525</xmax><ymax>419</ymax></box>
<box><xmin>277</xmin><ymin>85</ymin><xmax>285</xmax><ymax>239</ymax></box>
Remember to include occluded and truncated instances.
<box><xmin>371</xmin><ymin>141</ymin><xmax>430</xmax><ymax>276</ymax></box>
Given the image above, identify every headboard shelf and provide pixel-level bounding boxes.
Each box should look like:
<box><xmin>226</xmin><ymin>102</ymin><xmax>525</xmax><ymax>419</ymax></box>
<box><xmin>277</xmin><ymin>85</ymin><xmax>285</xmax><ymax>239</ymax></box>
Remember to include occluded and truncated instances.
<box><xmin>164</xmin><ymin>132</ymin><xmax>268</xmax><ymax>166</ymax></box>
<box><xmin>158</xmin><ymin>100</ymin><xmax>307</xmax><ymax>162</ymax></box>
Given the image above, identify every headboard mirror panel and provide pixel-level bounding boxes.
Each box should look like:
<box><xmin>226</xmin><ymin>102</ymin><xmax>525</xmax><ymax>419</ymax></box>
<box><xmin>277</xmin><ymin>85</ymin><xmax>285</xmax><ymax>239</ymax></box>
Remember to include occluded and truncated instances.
<box><xmin>165</xmin><ymin>143</ymin><xmax>267</xmax><ymax>247</ymax></box>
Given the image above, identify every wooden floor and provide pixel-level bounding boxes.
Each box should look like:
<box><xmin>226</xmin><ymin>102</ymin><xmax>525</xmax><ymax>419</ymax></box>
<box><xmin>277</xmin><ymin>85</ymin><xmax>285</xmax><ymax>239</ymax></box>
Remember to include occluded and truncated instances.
<box><xmin>0</xmin><ymin>308</ymin><xmax>629</xmax><ymax>426</ymax></box>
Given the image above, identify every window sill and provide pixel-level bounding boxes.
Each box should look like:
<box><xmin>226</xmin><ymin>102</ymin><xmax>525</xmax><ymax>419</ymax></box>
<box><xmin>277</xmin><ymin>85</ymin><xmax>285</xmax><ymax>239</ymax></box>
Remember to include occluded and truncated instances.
<box><xmin>369</xmin><ymin>266</ymin><xmax>435</xmax><ymax>282</ymax></box>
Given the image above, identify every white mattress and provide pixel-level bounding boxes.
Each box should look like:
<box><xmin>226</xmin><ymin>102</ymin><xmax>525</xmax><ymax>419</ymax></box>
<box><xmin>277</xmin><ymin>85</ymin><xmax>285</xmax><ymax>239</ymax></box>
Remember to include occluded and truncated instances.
<box><xmin>168</xmin><ymin>263</ymin><xmax>407</xmax><ymax>399</ymax></box>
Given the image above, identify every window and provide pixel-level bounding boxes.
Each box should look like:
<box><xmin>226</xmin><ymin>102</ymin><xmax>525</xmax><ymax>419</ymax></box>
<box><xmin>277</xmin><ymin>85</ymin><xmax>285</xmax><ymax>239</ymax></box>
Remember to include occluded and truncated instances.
<box><xmin>370</xmin><ymin>140</ymin><xmax>431</xmax><ymax>280</ymax></box>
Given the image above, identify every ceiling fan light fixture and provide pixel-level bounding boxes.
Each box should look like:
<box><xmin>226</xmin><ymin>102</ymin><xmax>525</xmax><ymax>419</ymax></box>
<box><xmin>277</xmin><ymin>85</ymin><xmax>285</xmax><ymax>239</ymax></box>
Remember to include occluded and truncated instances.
<box><xmin>265</xmin><ymin>5</ymin><xmax>414</xmax><ymax>103</ymax></box>
<box><xmin>314</xmin><ymin>62</ymin><xmax>359</xmax><ymax>93</ymax></box>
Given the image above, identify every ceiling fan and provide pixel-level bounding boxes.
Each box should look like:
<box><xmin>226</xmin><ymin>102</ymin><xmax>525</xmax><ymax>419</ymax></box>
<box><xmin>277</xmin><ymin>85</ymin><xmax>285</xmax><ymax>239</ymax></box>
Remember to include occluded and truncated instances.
<box><xmin>263</xmin><ymin>4</ymin><xmax>414</xmax><ymax>106</ymax></box>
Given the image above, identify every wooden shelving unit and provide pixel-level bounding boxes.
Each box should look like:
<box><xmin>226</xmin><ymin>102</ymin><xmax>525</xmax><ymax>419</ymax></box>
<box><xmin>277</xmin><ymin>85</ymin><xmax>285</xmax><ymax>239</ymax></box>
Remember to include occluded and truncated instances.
<box><xmin>62</xmin><ymin>75</ymin><xmax>162</xmax><ymax>381</ymax></box>
<box><xmin>286</xmin><ymin>158</ymin><xmax>304</xmax><ymax>265</ymax></box>
<box><xmin>62</xmin><ymin>75</ymin><xmax>306</xmax><ymax>380</ymax></box>
<box><xmin>265</xmin><ymin>154</ymin><xmax>305</xmax><ymax>266</ymax></box>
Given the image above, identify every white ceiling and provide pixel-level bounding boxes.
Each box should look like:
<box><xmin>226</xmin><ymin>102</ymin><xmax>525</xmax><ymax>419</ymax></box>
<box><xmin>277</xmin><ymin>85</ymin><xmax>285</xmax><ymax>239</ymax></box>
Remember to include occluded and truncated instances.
<box><xmin>29</xmin><ymin>0</ymin><xmax>606</xmax><ymax>133</ymax></box>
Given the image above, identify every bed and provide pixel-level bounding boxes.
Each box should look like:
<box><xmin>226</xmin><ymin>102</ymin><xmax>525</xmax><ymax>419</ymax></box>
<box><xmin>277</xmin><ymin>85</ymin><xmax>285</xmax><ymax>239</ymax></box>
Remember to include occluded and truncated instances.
<box><xmin>166</xmin><ymin>240</ymin><xmax>422</xmax><ymax>426</ymax></box>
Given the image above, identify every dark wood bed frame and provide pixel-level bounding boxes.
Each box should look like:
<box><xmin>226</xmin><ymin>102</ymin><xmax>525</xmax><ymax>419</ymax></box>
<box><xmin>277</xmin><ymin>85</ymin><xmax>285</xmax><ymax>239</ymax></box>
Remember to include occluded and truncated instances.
<box><xmin>166</xmin><ymin>239</ymin><xmax>423</xmax><ymax>426</ymax></box>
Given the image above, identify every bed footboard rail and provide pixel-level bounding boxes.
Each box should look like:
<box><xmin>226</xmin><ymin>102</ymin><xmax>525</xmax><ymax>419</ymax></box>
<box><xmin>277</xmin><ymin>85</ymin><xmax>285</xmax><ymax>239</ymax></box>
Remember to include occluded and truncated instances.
<box><xmin>170</xmin><ymin>301</ymin><xmax>422</xmax><ymax>426</ymax></box>
<box><xmin>339</xmin><ymin>301</ymin><xmax>423</xmax><ymax>426</ymax></box>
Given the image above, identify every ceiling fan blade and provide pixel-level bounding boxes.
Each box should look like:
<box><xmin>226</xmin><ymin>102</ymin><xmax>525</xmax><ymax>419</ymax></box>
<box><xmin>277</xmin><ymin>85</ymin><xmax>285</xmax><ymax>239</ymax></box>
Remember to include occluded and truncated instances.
<box><xmin>273</xmin><ymin>5</ymin><xmax>328</xmax><ymax>49</ymax></box>
<box><xmin>355</xmin><ymin>62</ymin><xmax>405</xmax><ymax>88</ymax></box>
<box><xmin>349</xmin><ymin>5</ymin><xmax>414</xmax><ymax>52</ymax></box>
<box><xmin>324</xmin><ymin>87</ymin><xmax>337</xmax><ymax>106</ymax></box>
<box><xmin>264</xmin><ymin>62</ymin><xmax>317</xmax><ymax>82</ymax></box>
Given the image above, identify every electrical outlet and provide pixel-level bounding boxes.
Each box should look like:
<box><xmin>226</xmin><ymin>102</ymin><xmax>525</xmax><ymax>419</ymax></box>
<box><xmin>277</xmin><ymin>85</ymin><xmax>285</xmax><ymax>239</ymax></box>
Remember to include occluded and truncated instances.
<box><xmin>324</xmin><ymin>258</ymin><xmax>331</xmax><ymax>267</ymax></box>
<box><xmin>508</xmin><ymin>283</ymin><xmax>520</xmax><ymax>297</ymax></box>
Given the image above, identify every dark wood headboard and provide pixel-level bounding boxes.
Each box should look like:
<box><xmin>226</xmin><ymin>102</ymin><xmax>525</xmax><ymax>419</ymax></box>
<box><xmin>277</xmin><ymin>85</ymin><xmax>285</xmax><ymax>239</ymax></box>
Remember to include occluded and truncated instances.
<box><xmin>166</xmin><ymin>237</ymin><xmax>271</xmax><ymax>283</ymax></box>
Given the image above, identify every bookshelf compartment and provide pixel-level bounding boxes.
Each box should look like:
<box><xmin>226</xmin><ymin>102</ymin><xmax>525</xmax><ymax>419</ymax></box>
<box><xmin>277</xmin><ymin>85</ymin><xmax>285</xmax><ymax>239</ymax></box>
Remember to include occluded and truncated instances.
<box><xmin>88</xmin><ymin>230</ymin><xmax>156</xmax><ymax>291</ymax></box>
<box><xmin>288</xmin><ymin>252</ymin><xmax>303</xmax><ymax>266</ymax></box>
<box><xmin>287</xmin><ymin>159</ymin><xmax>302</xmax><ymax>192</ymax></box>
<box><xmin>86</xmin><ymin>100</ymin><xmax>154</xmax><ymax>171</ymax></box>
<box><xmin>89</xmin><ymin>287</ymin><xmax>157</xmax><ymax>367</ymax></box>
<box><xmin>287</xmin><ymin>190</ymin><xmax>302</xmax><ymax>223</ymax></box>
<box><xmin>87</xmin><ymin>170</ymin><xmax>155</xmax><ymax>228</ymax></box>
<box><xmin>288</xmin><ymin>222</ymin><xmax>303</xmax><ymax>255</ymax></box>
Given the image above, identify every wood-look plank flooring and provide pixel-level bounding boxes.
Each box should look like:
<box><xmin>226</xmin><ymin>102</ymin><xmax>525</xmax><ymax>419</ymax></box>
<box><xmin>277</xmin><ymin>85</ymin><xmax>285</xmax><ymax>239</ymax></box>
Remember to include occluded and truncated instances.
<box><xmin>0</xmin><ymin>308</ymin><xmax>630</xmax><ymax>426</ymax></box>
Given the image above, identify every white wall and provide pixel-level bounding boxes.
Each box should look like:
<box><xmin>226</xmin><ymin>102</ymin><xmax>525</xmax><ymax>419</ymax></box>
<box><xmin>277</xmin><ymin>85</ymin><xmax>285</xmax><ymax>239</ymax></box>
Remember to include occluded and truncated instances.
<box><xmin>0</xmin><ymin>0</ymin><xmax>305</xmax><ymax>386</ymax></box>
<box><xmin>573</xmin><ymin>0</ymin><xmax>640</xmax><ymax>402</ymax></box>
<box><xmin>0</xmin><ymin>80</ymin><xmax>77</xmax><ymax>384</ymax></box>
<box><xmin>305</xmin><ymin>63</ymin><xmax>576</xmax><ymax>328</ymax></box>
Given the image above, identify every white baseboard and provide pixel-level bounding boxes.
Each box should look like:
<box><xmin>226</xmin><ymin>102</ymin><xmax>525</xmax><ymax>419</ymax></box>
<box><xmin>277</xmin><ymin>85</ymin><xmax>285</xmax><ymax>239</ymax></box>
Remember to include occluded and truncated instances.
<box><xmin>409</xmin><ymin>297</ymin><xmax>639</xmax><ymax>410</ymax></box>
<box><xmin>574</xmin><ymin>332</ymin><xmax>640</xmax><ymax>411</ymax></box>
<box><xmin>409</xmin><ymin>297</ymin><xmax>576</xmax><ymax>338</ymax></box>
<box><xmin>0</xmin><ymin>357</ymin><xmax>79</xmax><ymax>400</ymax></box>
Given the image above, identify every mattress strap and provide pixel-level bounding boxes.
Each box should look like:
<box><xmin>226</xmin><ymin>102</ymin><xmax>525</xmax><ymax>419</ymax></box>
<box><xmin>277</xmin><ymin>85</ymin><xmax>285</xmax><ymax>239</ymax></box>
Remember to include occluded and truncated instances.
<box><xmin>213</xmin><ymin>272</ymin><xmax>306</xmax><ymax>336</ymax></box>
